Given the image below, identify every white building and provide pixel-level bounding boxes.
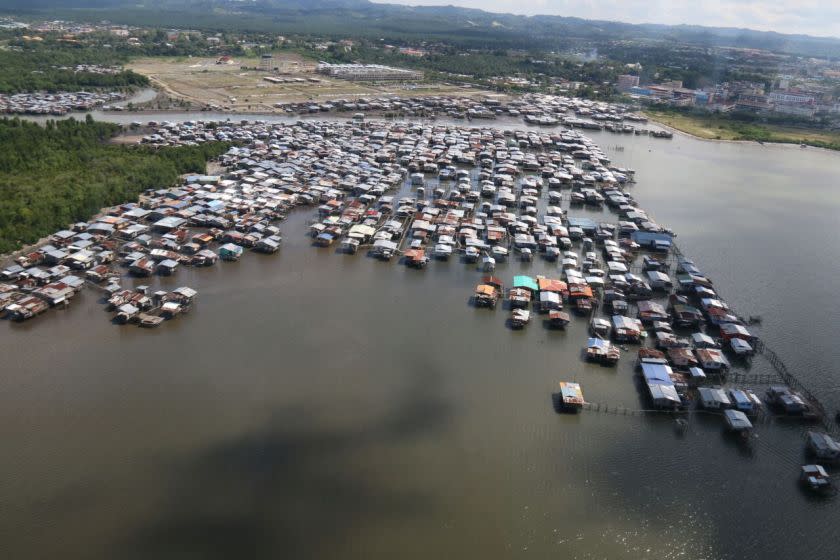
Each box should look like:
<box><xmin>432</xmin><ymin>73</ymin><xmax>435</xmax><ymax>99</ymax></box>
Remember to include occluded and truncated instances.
<box><xmin>317</xmin><ymin>63</ymin><xmax>423</xmax><ymax>82</ymax></box>
<box><xmin>769</xmin><ymin>91</ymin><xmax>815</xmax><ymax>104</ymax></box>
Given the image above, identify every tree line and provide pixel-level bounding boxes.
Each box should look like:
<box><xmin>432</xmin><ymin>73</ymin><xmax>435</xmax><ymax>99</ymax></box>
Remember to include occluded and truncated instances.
<box><xmin>0</xmin><ymin>41</ymin><xmax>148</xmax><ymax>93</ymax></box>
<box><xmin>0</xmin><ymin>117</ymin><xmax>229</xmax><ymax>254</ymax></box>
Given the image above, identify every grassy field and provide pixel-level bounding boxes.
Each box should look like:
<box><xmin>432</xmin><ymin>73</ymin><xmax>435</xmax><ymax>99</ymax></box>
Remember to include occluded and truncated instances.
<box><xmin>128</xmin><ymin>56</ymin><xmax>496</xmax><ymax>112</ymax></box>
<box><xmin>644</xmin><ymin>109</ymin><xmax>840</xmax><ymax>149</ymax></box>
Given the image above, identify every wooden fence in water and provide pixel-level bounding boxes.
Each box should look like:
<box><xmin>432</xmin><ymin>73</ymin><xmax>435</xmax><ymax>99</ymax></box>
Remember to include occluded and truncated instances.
<box><xmin>667</xmin><ymin>241</ymin><xmax>836</xmax><ymax>433</ymax></box>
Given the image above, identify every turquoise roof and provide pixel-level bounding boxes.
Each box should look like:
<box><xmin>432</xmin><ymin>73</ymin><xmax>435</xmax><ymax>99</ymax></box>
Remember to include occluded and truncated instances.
<box><xmin>513</xmin><ymin>275</ymin><xmax>538</xmax><ymax>291</ymax></box>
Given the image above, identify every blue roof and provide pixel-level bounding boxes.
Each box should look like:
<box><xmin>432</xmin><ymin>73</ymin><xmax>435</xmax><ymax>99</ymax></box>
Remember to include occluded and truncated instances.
<box><xmin>631</xmin><ymin>231</ymin><xmax>673</xmax><ymax>244</ymax></box>
<box><xmin>641</xmin><ymin>362</ymin><xmax>674</xmax><ymax>385</ymax></box>
<box><xmin>566</xmin><ymin>217</ymin><xmax>598</xmax><ymax>230</ymax></box>
<box><xmin>729</xmin><ymin>390</ymin><xmax>751</xmax><ymax>405</ymax></box>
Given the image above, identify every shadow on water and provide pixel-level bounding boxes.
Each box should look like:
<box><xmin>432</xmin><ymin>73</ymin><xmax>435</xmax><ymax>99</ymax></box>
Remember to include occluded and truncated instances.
<box><xmin>115</xmin><ymin>368</ymin><xmax>454</xmax><ymax>560</ymax></box>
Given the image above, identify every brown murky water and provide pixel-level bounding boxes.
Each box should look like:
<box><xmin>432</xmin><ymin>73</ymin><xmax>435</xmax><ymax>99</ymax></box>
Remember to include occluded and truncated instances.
<box><xmin>2</xmin><ymin>117</ymin><xmax>839</xmax><ymax>559</ymax></box>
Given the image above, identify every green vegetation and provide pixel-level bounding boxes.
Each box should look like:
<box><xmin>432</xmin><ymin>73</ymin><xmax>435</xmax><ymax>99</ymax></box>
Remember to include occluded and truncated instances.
<box><xmin>309</xmin><ymin>43</ymin><xmax>621</xmax><ymax>94</ymax></box>
<box><xmin>644</xmin><ymin>107</ymin><xmax>840</xmax><ymax>150</ymax></box>
<box><xmin>0</xmin><ymin>117</ymin><xmax>229</xmax><ymax>253</ymax></box>
<box><xmin>25</xmin><ymin>0</ymin><xmax>840</xmax><ymax>58</ymax></box>
<box><xmin>599</xmin><ymin>42</ymin><xmax>775</xmax><ymax>90</ymax></box>
<box><xmin>0</xmin><ymin>42</ymin><xmax>147</xmax><ymax>93</ymax></box>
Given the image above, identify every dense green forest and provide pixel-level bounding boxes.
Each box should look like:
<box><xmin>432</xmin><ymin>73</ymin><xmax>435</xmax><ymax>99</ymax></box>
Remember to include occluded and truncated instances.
<box><xmin>0</xmin><ymin>41</ymin><xmax>149</xmax><ymax>93</ymax></box>
<box><xmin>0</xmin><ymin>117</ymin><xmax>229</xmax><ymax>253</ymax></box>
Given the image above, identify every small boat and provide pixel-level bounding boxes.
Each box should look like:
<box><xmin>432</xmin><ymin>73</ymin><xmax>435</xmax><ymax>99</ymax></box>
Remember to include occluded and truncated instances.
<box><xmin>509</xmin><ymin>308</ymin><xmax>531</xmax><ymax>328</ymax></box>
<box><xmin>508</xmin><ymin>288</ymin><xmax>532</xmax><ymax>309</ymax></box>
<box><xmin>544</xmin><ymin>246</ymin><xmax>561</xmax><ymax>261</ymax></box>
<box><xmin>219</xmin><ymin>243</ymin><xmax>245</xmax><ymax>260</ymax></box>
<box><xmin>403</xmin><ymin>249</ymin><xmax>429</xmax><ymax>269</ymax></box>
<box><xmin>464</xmin><ymin>246</ymin><xmax>480</xmax><ymax>263</ymax></box>
<box><xmin>138</xmin><ymin>313</ymin><xmax>164</xmax><ymax>328</ymax></box>
<box><xmin>114</xmin><ymin>303</ymin><xmax>139</xmax><ymax>324</ymax></box>
<box><xmin>549</xmin><ymin>310</ymin><xmax>571</xmax><ymax>328</ymax></box>
<box><xmin>482</xmin><ymin>255</ymin><xmax>496</xmax><ymax>272</ymax></box>
<box><xmin>586</xmin><ymin>337</ymin><xmax>619</xmax><ymax>366</ymax></box>
<box><xmin>723</xmin><ymin>409</ymin><xmax>753</xmax><ymax>433</ymax></box>
<box><xmin>800</xmin><ymin>464</ymin><xmax>833</xmax><ymax>492</ymax></box>
<box><xmin>573</xmin><ymin>298</ymin><xmax>593</xmax><ymax>315</ymax></box>
<box><xmin>473</xmin><ymin>284</ymin><xmax>499</xmax><ymax>308</ymax></box>
<box><xmin>730</xmin><ymin>338</ymin><xmax>754</xmax><ymax>356</ymax></box>
<box><xmin>313</xmin><ymin>233</ymin><xmax>335</xmax><ymax>248</ymax></box>
<box><xmin>491</xmin><ymin>246</ymin><xmax>508</xmax><ymax>260</ymax></box>
<box><xmin>589</xmin><ymin>317</ymin><xmax>611</xmax><ymax>338</ymax></box>
<box><xmin>557</xmin><ymin>381</ymin><xmax>585</xmax><ymax>412</ymax></box>
<box><xmin>340</xmin><ymin>238</ymin><xmax>360</xmax><ymax>254</ymax></box>
<box><xmin>433</xmin><ymin>244</ymin><xmax>453</xmax><ymax>260</ymax></box>
<box><xmin>160</xmin><ymin>301</ymin><xmax>182</xmax><ymax>318</ymax></box>
<box><xmin>603</xmin><ymin>345</ymin><xmax>621</xmax><ymax>365</ymax></box>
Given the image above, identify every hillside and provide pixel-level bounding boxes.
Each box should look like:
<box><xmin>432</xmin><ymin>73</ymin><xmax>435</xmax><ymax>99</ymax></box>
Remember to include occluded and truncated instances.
<box><xmin>5</xmin><ymin>0</ymin><xmax>840</xmax><ymax>58</ymax></box>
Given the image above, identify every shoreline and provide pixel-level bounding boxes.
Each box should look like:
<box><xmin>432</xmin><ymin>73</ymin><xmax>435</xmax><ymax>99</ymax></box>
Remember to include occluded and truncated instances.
<box><xmin>643</xmin><ymin>111</ymin><xmax>840</xmax><ymax>154</ymax></box>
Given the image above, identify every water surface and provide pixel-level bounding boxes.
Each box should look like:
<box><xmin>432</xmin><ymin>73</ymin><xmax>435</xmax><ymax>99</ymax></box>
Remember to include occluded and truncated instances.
<box><xmin>1</xmin><ymin>118</ymin><xmax>838</xmax><ymax>559</ymax></box>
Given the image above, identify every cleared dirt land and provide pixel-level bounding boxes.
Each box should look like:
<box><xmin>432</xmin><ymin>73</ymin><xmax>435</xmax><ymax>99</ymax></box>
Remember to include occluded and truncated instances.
<box><xmin>128</xmin><ymin>55</ymin><xmax>494</xmax><ymax>112</ymax></box>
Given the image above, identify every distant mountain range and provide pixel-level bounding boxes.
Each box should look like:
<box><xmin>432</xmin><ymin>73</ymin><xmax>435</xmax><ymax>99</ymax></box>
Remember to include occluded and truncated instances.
<box><xmin>6</xmin><ymin>0</ymin><xmax>840</xmax><ymax>58</ymax></box>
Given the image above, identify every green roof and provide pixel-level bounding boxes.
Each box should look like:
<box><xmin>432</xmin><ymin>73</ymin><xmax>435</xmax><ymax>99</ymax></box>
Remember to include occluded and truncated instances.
<box><xmin>513</xmin><ymin>275</ymin><xmax>538</xmax><ymax>291</ymax></box>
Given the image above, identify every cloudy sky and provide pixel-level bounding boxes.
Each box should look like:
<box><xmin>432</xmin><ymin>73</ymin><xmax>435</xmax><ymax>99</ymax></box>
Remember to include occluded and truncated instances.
<box><xmin>373</xmin><ymin>1</ymin><xmax>840</xmax><ymax>38</ymax></box>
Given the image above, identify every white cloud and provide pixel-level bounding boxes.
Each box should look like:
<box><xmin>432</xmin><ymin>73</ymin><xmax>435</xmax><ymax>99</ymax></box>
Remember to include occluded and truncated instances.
<box><xmin>371</xmin><ymin>0</ymin><xmax>840</xmax><ymax>37</ymax></box>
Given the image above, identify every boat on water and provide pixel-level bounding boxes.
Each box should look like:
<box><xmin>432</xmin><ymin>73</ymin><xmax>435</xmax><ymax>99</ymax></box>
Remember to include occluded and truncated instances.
<box><xmin>800</xmin><ymin>464</ymin><xmax>833</xmax><ymax>493</ymax></box>
<box><xmin>589</xmin><ymin>317</ymin><xmax>611</xmax><ymax>338</ymax></box>
<box><xmin>508</xmin><ymin>287</ymin><xmax>532</xmax><ymax>309</ymax></box>
<box><xmin>805</xmin><ymin>431</ymin><xmax>840</xmax><ymax>463</ymax></box>
<box><xmin>586</xmin><ymin>337</ymin><xmax>620</xmax><ymax>366</ymax></box>
<box><xmin>372</xmin><ymin>239</ymin><xmax>398</xmax><ymax>260</ymax></box>
<box><xmin>723</xmin><ymin>409</ymin><xmax>753</xmax><ymax>434</ymax></box>
<box><xmin>464</xmin><ymin>246</ymin><xmax>480</xmax><ymax>263</ymax></box>
<box><xmin>219</xmin><ymin>243</ymin><xmax>245</xmax><ymax>260</ymax></box>
<box><xmin>5</xmin><ymin>296</ymin><xmax>49</xmax><ymax>321</ymax></box>
<box><xmin>313</xmin><ymin>233</ymin><xmax>335</xmax><ymax>248</ymax></box>
<box><xmin>114</xmin><ymin>303</ymin><xmax>139</xmax><ymax>324</ymax></box>
<box><xmin>482</xmin><ymin>255</ymin><xmax>496</xmax><ymax>272</ymax></box>
<box><xmin>403</xmin><ymin>248</ymin><xmax>429</xmax><ymax>269</ymax></box>
<box><xmin>729</xmin><ymin>337</ymin><xmax>755</xmax><ymax>356</ymax></box>
<box><xmin>509</xmin><ymin>308</ymin><xmax>531</xmax><ymax>328</ymax></box>
<box><xmin>549</xmin><ymin>310</ymin><xmax>571</xmax><ymax>328</ymax></box>
<box><xmin>340</xmin><ymin>238</ymin><xmax>360</xmax><ymax>254</ymax></box>
<box><xmin>766</xmin><ymin>385</ymin><xmax>808</xmax><ymax>416</ymax></box>
<box><xmin>557</xmin><ymin>381</ymin><xmax>585</xmax><ymax>412</ymax></box>
<box><xmin>473</xmin><ymin>284</ymin><xmax>500</xmax><ymax>308</ymax></box>
<box><xmin>491</xmin><ymin>245</ymin><xmax>508</xmax><ymax>261</ymax></box>
<box><xmin>433</xmin><ymin>243</ymin><xmax>453</xmax><ymax>260</ymax></box>
<box><xmin>137</xmin><ymin>312</ymin><xmax>164</xmax><ymax>328</ymax></box>
<box><xmin>573</xmin><ymin>297</ymin><xmax>593</xmax><ymax>315</ymax></box>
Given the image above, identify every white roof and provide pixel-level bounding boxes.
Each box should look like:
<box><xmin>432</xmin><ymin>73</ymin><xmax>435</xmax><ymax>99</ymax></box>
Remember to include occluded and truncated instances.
<box><xmin>724</xmin><ymin>409</ymin><xmax>753</xmax><ymax>430</ymax></box>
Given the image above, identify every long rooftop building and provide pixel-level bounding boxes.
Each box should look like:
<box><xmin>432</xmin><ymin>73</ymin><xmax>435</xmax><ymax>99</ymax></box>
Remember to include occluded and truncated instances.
<box><xmin>317</xmin><ymin>63</ymin><xmax>423</xmax><ymax>82</ymax></box>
